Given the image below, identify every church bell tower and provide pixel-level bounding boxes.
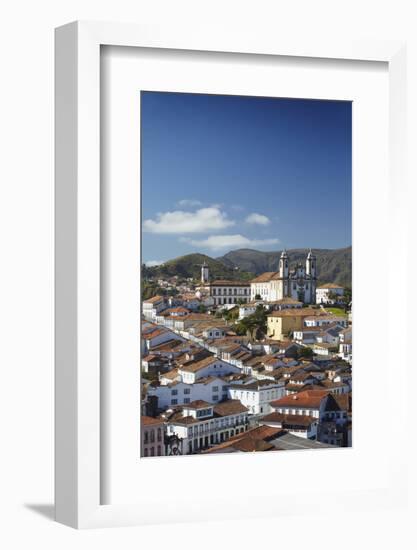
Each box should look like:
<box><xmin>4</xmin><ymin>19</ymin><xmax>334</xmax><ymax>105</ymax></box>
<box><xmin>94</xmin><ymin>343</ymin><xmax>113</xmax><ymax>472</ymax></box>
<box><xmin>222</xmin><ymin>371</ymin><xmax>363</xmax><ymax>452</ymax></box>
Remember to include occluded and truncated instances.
<box><xmin>201</xmin><ymin>262</ymin><xmax>209</xmax><ymax>283</ymax></box>
<box><xmin>279</xmin><ymin>250</ymin><xmax>289</xmax><ymax>278</ymax></box>
<box><xmin>306</xmin><ymin>249</ymin><xmax>316</xmax><ymax>278</ymax></box>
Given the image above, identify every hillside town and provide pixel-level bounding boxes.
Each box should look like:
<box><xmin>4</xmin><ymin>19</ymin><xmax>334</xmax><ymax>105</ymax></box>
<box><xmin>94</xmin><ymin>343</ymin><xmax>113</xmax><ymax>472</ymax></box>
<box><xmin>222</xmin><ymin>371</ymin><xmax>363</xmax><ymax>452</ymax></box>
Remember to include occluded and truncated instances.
<box><xmin>141</xmin><ymin>249</ymin><xmax>352</xmax><ymax>457</ymax></box>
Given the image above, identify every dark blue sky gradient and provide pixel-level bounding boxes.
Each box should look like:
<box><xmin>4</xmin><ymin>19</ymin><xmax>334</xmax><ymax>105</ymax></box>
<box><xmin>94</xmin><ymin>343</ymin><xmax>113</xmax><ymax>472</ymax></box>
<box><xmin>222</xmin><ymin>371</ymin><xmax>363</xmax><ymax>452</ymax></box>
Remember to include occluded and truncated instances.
<box><xmin>141</xmin><ymin>91</ymin><xmax>351</xmax><ymax>263</ymax></box>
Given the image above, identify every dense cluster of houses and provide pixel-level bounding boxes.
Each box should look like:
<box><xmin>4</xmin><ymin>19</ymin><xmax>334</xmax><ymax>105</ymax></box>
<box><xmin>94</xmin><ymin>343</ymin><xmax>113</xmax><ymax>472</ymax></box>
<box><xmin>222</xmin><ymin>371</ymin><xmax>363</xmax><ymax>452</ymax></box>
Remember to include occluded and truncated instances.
<box><xmin>141</xmin><ymin>251</ymin><xmax>351</xmax><ymax>457</ymax></box>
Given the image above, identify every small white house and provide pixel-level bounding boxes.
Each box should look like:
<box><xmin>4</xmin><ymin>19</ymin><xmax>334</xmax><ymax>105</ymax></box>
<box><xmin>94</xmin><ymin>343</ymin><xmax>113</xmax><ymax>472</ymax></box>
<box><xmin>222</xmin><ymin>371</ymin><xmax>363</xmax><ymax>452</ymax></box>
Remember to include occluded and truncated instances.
<box><xmin>142</xmin><ymin>327</ymin><xmax>184</xmax><ymax>353</ymax></box>
<box><xmin>142</xmin><ymin>295</ymin><xmax>167</xmax><ymax>320</ymax></box>
<box><xmin>316</xmin><ymin>284</ymin><xmax>345</xmax><ymax>305</ymax></box>
<box><xmin>202</xmin><ymin>326</ymin><xmax>227</xmax><ymax>339</ymax></box>
<box><xmin>178</xmin><ymin>356</ymin><xmax>241</xmax><ymax>384</ymax></box>
<box><xmin>227</xmin><ymin>380</ymin><xmax>285</xmax><ymax>414</ymax></box>
<box><xmin>259</xmin><ymin>412</ymin><xmax>318</xmax><ymax>439</ymax></box>
<box><xmin>147</xmin><ymin>376</ymin><xmax>230</xmax><ymax>409</ymax></box>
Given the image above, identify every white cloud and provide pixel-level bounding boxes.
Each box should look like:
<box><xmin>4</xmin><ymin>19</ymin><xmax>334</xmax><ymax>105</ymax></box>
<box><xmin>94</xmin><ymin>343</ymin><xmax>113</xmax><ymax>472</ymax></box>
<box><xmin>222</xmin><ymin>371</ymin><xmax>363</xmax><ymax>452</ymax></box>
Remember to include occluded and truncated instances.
<box><xmin>184</xmin><ymin>234</ymin><xmax>279</xmax><ymax>251</ymax></box>
<box><xmin>144</xmin><ymin>260</ymin><xmax>164</xmax><ymax>267</ymax></box>
<box><xmin>245</xmin><ymin>213</ymin><xmax>271</xmax><ymax>226</ymax></box>
<box><xmin>143</xmin><ymin>207</ymin><xmax>235</xmax><ymax>234</ymax></box>
<box><xmin>177</xmin><ymin>199</ymin><xmax>203</xmax><ymax>207</ymax></box>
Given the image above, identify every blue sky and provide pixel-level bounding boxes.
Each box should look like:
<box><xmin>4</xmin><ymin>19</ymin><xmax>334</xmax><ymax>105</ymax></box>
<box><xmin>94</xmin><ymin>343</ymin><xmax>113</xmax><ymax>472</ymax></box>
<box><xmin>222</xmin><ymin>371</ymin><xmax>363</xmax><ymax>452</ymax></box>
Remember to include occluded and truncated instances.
<box><xmin>141</xmin><ymin>91</ymin><xmax>351</xmax><ymax>266</ymax></box>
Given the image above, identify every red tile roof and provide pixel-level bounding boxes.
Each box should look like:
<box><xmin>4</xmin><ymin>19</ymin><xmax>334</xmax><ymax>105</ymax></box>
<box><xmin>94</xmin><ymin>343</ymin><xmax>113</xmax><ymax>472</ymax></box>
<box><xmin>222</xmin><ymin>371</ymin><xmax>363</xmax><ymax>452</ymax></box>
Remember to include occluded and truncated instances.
<box><xmin>141</xmin><ymin>416</ymin><xmax>164</xmax><ymax>426</ymax></box>
<box><xmin>270</xmin><ymin>389</ymin><xmax>329</xmax><ymax>409</ymax></box>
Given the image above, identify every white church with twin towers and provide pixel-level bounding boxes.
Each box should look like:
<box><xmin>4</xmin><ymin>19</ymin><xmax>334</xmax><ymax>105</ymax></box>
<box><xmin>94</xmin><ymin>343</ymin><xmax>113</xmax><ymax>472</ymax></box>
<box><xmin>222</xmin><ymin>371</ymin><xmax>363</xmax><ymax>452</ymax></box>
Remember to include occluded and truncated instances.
<box><xmin>249</xmin><ymin>249</ymin><xmax>317</xmax><ymax>304</ymax></box>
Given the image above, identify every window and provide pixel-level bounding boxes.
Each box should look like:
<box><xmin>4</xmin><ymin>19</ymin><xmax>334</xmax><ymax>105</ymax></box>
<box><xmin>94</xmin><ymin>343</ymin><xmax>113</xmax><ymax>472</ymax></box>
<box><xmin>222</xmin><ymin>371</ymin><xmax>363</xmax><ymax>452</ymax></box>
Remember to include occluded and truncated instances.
<box><xmin>150</xmin><ymin>447</ymin><xmax>155</xmax><ymax>456</ymax></box>
<box><xmin>157</xmin><ymin>446</ymin><xmax>162</xmax><ymax>456</ymax></box>
<box><xmin>144</xmin><ymin>448</ymin><xmax>148</xmax><ymax>457</ymax></box>
<box><xmin>157</xmin><ymin>427</ymin><xmax>162</xmax><ymax>441</ymax></box>
<box><xmin>171</xmin><ymin>389</ymin><xmax>178</xmax><ymax>395</ymax></box>
<box><xmin>150</xmin><ymin>430</ymin><xmax>155</xmax><ymax>443</ymax></box>
<box><xmin>171</xmin><ymin>399</ymin><xmax>178</xmax><ymax>405</ymax></box>
<box><xmin>184</xmin><ymin>388</ymin><xmax>191</xmax><ymax>394</ymax></box>
<box><xmin>144</xmin><ymin>430</ymin><xmax>149</xmax><ymax>444</ymax></box>
<box><xmin>213</xmin><ymin>395</ymin><xmax>219</xmax><ymax>401</ymax></box>
<box><xmin>213</xmin><ymin>386</ymin><xmax>219</xmax><ymax>392</ymax></box>
<box><xmin>184</xmin><ymin>398</ymin><xmax>190</xmax><ymax>404</ymax></box>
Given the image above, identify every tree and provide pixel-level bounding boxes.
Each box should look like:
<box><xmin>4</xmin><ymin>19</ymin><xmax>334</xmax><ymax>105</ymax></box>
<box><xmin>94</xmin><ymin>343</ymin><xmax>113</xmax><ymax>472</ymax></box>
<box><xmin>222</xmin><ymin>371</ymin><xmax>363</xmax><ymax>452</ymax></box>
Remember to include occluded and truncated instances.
<box><xmin>327</xmin><ymin>291</ymin><xmax>339</xmax><ymax>304</ymax></box>
<box><xmin>341</xmin><ymin>287</ymin><xmax>352</xmax><ymax>311</ymax></box>
<box><xmin>233</xmin><ymin>304</ymin><xmax>267</xmax><ymax>341</ymax></box>
<box><xmin>142</xmin><ymin>282</ymin><xmax>164</xmax><ymax>300</ymax></box>
<box><xmin>254</xmin><ymin>293</ymin><xmax>262</xmax><ymax>300</ymax></box>
<box><xmin>224</xmin><ymin>307</ymin><xmax>239</xmax><ymax>322</ymax></box>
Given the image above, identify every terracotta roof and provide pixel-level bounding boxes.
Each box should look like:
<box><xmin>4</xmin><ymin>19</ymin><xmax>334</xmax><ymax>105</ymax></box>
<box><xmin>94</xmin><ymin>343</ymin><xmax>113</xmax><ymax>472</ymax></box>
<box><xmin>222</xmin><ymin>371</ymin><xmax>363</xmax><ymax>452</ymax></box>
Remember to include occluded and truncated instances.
<box><xmin>160</xmin><ymin>368</ymin><xmax>179</xmax><ymax>380</ymax></box>
<box><xmin>270</xmin><ymin>389</ymin><xmax>330</xmax><ymax>409</ymax></box>
<box><xmin>141</xmin><ymin>415</ymin><xmax>164</xmax><ymax>426</ymax></box>
<box><xmin>181</xmin><ymin>313</ymin><xmax>214</xmax><ymax>322</ymax></box>
<box><xmin>142</xmin><ymin>328</ymin><xmax>168</xmax><ymax>340</ymax></box>
<box><xmin>203</xmin><ymin>425</ymin><xmax>285</xmax><ymax>453</ymax></box>
<box><xmin>160</xmin><ymin>307</ymin><xmax>190</xmax><ymax>314</ymax></box>
<box><xmin>183</xmin><ymin>400</ymin><xmax>212</xmax><ymax>409</ymax></box>
<box><xmin>261</xmin><ymin>412</ymin><xmax>316</xmax><ymax>428</ymax></box>
<box><xmin>250</xmin><ymin>272</ymin><xmax>278</xmax><ymax>283</ymax></box>
<box><xmin>150</xmin><ymin>339</ymin><xmax>184</xmax><ymax>351</ymax></box>
<box><xmin>207</xmin><ymin>279</ymin><xmax>250</xmax><ymax>287</ymax></box>
<box><xmin>213</xmin><ymin>400</ymin><xmax>248</xmax><ymax>416</ymax></box>
<box><xmin>320</xmin><ymin>379</ymin><xmax>347</xmax><ymax>388</ymax></box>
<box><xmin>331</xmin><ymin>393</ymin><xmax>352</xmax><ymax>412</ymax></box>
<box><xmin>179</xmin><ymin>355</ymin><xmax>218</xmax><ymax>373</ymax></box>
<box><xmin>268</xmin><ymin>299</ymin><xmax>303</xmax><ymax>306</ymax></box>
<box><xmin>234</xmin><ymin>438</ymin><xmax>276</xmax><ymax>452</ymax></box>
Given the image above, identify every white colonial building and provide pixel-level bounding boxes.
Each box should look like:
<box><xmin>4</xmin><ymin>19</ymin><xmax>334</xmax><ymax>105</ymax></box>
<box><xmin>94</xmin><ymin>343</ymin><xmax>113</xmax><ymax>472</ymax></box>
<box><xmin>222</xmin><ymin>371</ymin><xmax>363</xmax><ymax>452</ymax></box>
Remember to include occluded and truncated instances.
<box><xmin>227</xmin><ymin>379</ymin><xmax>285</xmax><ymax>414</ymax></box>
<box><xmin>165</xmin><ymin>399</ymin><xmax>249</xmax><ymax>454</ymax></box>
<box><xmin>250</xmin><ymin>249</ymin><xmax>317</xmax><ymax>304</ymax></box>
<box><xmin>147</xmin><ymin>376</ymin><xmax>230</xmax><ymax>409</ymax></box>
<box><xmin>195</xmin><ymin>264</ymin><xmax>251</xmax><ymax>305</ymax></box>
<box><xmin>178</xmin><ymin>355</ymin><xmax>241</xmax><ymax>384</ymax></box>
<box><xmin>142</xmin><ymin>295</ymin><xmax>167</xmax><ymax>320</ymax></box>
<box><xmin>316</xmin><ymin>283</ymin><xmax>345</xmax><ymax>304</ymax></box>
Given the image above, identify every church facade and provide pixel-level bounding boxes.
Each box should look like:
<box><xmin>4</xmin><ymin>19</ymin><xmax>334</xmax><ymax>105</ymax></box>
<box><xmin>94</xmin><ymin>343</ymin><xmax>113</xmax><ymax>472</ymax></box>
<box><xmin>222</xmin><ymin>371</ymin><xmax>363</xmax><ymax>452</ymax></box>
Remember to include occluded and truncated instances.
<box><xmin>250</xmin><ymin>250</ymin><xmax>317</xmax><ymax>304</ymax></box>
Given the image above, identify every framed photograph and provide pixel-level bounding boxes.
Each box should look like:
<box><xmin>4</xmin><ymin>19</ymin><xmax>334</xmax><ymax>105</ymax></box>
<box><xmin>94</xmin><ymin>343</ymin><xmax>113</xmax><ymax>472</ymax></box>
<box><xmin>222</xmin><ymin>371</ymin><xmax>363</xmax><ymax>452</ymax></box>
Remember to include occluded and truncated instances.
<box><xmin>55</xmin><ymin>21</ymin><xmax>407</xmax><ymax>528</ymax></box>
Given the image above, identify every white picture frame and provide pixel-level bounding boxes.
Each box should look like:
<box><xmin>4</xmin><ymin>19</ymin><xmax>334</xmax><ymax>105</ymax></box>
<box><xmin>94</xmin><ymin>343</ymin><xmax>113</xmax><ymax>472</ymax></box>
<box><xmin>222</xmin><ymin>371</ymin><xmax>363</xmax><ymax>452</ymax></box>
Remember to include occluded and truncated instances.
<box><xmin>55</xmin><ymin>21</ymin><xmax>407</xmax><ymax>529</ymax></box>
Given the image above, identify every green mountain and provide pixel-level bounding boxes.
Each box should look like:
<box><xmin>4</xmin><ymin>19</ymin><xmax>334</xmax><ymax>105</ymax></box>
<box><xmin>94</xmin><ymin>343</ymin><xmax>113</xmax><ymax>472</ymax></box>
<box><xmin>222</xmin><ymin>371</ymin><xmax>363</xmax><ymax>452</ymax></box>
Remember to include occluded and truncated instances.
<box><xmin>143</xmin><ymin>247</ymin><xmax>352</xmax><ymax>288</ymax></box>
<box><xmin>218</xmin><ymin>247</ymin><xmax>352</xmax><ymax>287</ymax></box>
<box><xmin>142</xmin><ymin>253</ymin><xmax>253</xmax><ymax>282</ymax></box>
